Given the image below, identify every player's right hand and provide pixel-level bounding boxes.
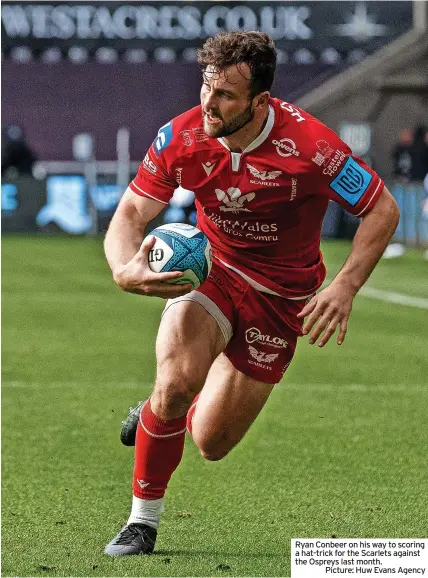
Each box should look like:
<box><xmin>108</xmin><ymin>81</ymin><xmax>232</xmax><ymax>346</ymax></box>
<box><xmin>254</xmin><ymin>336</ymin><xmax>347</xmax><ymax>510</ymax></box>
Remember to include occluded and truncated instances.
<box><xmin>113</xmin><ymin>235</ymin><xmax>194</xmax><ymax>298</ymax></box>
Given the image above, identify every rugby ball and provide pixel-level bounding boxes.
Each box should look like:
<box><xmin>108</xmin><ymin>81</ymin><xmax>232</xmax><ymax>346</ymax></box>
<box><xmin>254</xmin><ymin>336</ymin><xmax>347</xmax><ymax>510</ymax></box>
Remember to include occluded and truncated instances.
<box><xmin>147</xmin><ymin>223</ymin><xmax>212</xmax><ymax>289</ymax></box>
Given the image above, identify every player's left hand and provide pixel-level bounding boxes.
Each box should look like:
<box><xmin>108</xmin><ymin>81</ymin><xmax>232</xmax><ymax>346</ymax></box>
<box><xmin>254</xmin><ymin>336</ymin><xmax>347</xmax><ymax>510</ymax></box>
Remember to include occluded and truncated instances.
<box><xmin>297</xmin><ymin>281</ymin><xmax>355</xmax><ymax>347</ymax></box>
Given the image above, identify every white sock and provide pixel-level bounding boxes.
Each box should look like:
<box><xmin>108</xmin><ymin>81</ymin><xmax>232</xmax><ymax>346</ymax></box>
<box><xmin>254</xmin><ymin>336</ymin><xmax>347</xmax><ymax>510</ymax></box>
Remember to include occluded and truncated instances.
<box><xmin>127</xmin><ymin>496</ymin><xmax>164</xmax><ymax>530</ymax></box>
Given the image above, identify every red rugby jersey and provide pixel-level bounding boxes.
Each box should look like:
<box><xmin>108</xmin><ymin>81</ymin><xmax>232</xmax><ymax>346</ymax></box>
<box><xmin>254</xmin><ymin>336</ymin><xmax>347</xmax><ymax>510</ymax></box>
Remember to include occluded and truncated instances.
<box><xmin>129</xmin><ymin>98</ymin><xmax>384</xmax><ymax>299</ymax></box>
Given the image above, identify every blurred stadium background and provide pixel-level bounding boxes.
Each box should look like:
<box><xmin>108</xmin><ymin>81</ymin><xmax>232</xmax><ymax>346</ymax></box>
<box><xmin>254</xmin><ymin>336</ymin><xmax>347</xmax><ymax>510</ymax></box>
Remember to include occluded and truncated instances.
<box><xmin>2</xmin><ymin>2</ymin><xmax>428</xmax><ymax>577</ymax></box>
<box><xmin>2</xmin><ymin>0</ymin><xmax>428</xmax><ymax>240</ymax></box>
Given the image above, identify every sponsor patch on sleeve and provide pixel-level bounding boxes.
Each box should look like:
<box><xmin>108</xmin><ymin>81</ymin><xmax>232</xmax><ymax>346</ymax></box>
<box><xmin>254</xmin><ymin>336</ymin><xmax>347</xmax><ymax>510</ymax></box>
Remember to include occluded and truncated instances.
<box><xmin>154</xmin><ymin>121</ymin><xmax>173</xmax><ymax>156</ymax></box>
<box><xmin>329</xmin><ymin>157</ymin><xmax>372</xmax><ymax>206</ymax></box>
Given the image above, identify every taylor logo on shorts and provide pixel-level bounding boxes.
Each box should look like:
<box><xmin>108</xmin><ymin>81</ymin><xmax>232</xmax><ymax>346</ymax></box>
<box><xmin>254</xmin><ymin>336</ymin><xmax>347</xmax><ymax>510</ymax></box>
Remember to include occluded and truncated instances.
<box><xmin>245</xmin><ymin>327</ymin><xmax>288</xmax><ymax>349</ymax></box>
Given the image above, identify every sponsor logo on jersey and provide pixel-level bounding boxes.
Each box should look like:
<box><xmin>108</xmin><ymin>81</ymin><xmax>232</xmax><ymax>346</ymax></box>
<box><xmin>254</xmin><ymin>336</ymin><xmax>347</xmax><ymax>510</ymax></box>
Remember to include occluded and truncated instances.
<box><xmin>154</xmin><ymin>121</ymin><xmax>173</xmax><ymax>156</ymax></box>
<box><xmin>245</xmin><ymin>327</ymin><xmax>288</xmax><ymax>348</ymax></box>
<box><xmin>246</xmin><ymin>163</ymin><xmax>281</xmax><ymax>186</ymax></box>
<box><xmin>203</xmin><ymin>208</ymin><xmax>279</xmax><ymax>242</ymax></box>
<box><xmin>322</xmin><ymin>150</ymin><xmax>347</xmax><ymax>176</ymax></box>
<box><xmin>312</xmin><ymin>152</ymin><xmax>325</xmax><ymax>166</ymax></box>
<box><xmin>329</xmin><ymin>157</ymin><xmax>372</xmax><ymax>206</ymax></box>
<box><xmin>280</xmin><ymin>102</ymin><xmax>306</xmax><ymax>123</ymax></box>
<box><xmin>248</xmin><ymin>346</ymin><xmax>279</xmax><ymax>364</ymax></box>
<box><xmin>202</xmin><ymin>161</ymin><xmax>216</xmax><ymax>176</ymax></box>
<box><xmin>180</xmin><ymin>127</ymin><xmax>210</xmax><ymax>147</ymax></box>
<box><xmin>317</xmin><ymin>140</ymin><xmax>334</xmax><ymax>157</ymax></box>
<box><xmin>272</xmin><ymin>138</ymin><xmax>300</xmax><ymax>158</ymax></box>
<box><xmin>290</xmin><ymin>177</ymin><xmax>298</xmax><ymax>201</ymax></box>
<box><xmin>180</xmin><ymin>130</ymin><xmax>193</xmax><ymax>147</ymax></box>
<box><xmin>175</xmin><ymin>167</ymin><xmax>183</xmax><ymax>184</ymax></box>
<box><xmin>143</xmin><ymin>152</ymin><xmax>157</xmax><ymax>175</ymax></box>
<box><xmin>215</xmin><ymin>187</ymin><xmax>255</xmax><ymax>213</ymax></box>
<box><xmin>311</xmin><ymin>140</ymin><xmax>335</xmax><ymax>166</ymax></box>
<box><xmin>192</xmin><ymin>126</ymin><xmax>210</xmax><ymax>143</ymax></box>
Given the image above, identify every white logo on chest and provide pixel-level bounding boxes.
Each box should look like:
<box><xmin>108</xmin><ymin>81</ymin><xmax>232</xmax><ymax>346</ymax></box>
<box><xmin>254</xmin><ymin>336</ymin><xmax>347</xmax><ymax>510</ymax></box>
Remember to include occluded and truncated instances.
<box><xmin>272</xmin><ymin>138</ymin><xmax>300</xmax><ymax>158</ymax></box>
<box><xmin>246</xmin><ymin>163</ymin><xmax>282</xmax><ymax>182</ymax></box>
<box><xmin>215</xmin><ymin>187</ymin><xmax>255</xmax><ymax>213</ymax></box>
<box><xmin>202</xmin><ymin>161</ymin><xmax>216</xmax><ymax>176</ymax></box>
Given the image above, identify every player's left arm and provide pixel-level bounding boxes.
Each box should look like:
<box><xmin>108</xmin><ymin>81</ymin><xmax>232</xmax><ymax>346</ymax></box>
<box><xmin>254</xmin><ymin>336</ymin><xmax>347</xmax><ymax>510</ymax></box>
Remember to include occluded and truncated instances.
<box><xmin>297</xmin><ymin>119</ymin><xmax>400</xmax><ymax>347</ymax></box>
<box><xmin>298</xmin><ymin>186</ymin><xmax>399</xmax><ymax>346</ymax></box>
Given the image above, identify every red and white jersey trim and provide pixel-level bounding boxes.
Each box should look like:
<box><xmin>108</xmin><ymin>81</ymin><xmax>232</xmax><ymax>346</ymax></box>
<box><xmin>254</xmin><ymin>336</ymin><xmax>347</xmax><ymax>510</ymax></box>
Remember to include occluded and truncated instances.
<box><xmin>217</xmin><ymin>105</ymin><xmax>275</xmax><ymax>153</ymax></box>
<box><xmin>217</xmin><ymin>258</ymin><xmax>312</xmax><ymax>300</ymax></box>
<box><xmin>355</xmin><ymin>179</ymin><xmax>383</xmax><ymax>217</ymax></box>
<box><xmin>130</xmin><ymin>181</ymin><xmax>168</xmax><ymax>205</ymax></box>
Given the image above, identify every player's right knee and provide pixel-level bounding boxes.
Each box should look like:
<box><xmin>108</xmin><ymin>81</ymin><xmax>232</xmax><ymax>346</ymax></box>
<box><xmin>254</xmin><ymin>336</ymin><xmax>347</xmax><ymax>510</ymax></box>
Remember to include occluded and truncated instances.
<box><xmin>152</xmin><ymin>371</ymin><xmax>202</xmax><ymax>421</ymax></box>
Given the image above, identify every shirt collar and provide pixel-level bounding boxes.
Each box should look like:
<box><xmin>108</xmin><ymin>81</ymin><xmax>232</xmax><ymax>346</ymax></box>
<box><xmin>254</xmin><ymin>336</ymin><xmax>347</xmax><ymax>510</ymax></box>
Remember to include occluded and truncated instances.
<box><xmin>217</xmin><ymin>104</ymin><xmax>275</xmax><ymax>153</ymax></box>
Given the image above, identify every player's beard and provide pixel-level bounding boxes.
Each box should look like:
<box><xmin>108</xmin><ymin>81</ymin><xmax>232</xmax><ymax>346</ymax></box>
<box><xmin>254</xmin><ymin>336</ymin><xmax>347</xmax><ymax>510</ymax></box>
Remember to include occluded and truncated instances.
<box><xmin>203</xmin><ymin>102</ymin><xmax>254</xmax><ymax>138</ymax></box>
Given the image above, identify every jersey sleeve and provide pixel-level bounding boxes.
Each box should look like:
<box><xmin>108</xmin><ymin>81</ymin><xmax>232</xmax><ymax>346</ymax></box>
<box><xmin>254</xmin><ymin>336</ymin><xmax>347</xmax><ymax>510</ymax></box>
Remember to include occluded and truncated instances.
<box><xmin>307</xmin><ymin>123</ymin><xmax>384</xmax><ymax>217</ymax></box>
<box><xmin>129</xmin><ymin>121</ymin><xmax>177</xmax><ymax>204</ymax></box>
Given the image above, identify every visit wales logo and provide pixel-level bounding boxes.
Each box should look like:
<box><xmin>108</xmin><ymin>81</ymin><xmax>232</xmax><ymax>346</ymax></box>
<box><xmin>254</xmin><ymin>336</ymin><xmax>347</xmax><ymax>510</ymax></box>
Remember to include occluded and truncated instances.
<box><xmin>215</xmin><ymin>187</ymin><xmax>255</xmax><ymax>213</ymax></box>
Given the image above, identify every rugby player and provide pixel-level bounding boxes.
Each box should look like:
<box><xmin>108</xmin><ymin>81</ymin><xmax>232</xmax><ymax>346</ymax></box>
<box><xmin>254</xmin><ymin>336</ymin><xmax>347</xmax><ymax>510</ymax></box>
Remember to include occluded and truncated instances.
<box><xmin>104</xmin><ymin>31</ymin><xmax>399</xmax><ymax>555</ymax></box>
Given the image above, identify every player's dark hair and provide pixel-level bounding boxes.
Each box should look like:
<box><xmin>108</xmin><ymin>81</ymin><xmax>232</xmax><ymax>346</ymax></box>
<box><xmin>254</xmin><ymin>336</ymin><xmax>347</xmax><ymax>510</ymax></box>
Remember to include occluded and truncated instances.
<box><xmin>197</xmin><ymin>31</ymin><xmax>277</xmax><ymax>99</ymax></box>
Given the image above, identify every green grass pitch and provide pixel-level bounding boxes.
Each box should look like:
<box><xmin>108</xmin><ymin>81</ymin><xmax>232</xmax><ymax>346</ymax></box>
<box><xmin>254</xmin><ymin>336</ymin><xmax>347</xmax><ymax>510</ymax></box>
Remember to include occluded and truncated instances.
<box><xmin>2</xmin><ymin>235</ymin><xmax>427</xmax><ymax>577</ymax></box>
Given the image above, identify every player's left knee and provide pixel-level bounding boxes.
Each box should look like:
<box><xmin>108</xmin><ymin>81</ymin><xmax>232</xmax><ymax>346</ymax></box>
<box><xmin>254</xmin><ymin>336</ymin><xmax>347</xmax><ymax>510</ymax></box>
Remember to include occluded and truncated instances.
<box><xmin>199</xmin><ymin>448</ymin><xmax>229</xmax><ymax>461</ymax></box>
<box><xmin>195</xmin><ymin>434</ymin><xmax>233</xmax><ymax>461</ymax></box>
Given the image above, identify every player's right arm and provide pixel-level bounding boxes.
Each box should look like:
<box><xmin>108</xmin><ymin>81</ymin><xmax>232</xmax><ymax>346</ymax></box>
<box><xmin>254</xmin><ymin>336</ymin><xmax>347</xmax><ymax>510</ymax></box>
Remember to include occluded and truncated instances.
<box><xmin>104</xmin><ymin>189</ymin><xmax>192</xmax><ymax>299</ymax></box>
<box><xmin>105</xmin><ymin>118</ymin><xmax>193</xmax><ymax>298</ymax></box>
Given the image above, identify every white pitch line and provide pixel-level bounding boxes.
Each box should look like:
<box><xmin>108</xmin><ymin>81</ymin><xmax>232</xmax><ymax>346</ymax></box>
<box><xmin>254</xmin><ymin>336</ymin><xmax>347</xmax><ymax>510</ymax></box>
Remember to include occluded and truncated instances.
<box><xmin>2</xmin><ymin>381</ymin><xmax>427</xmax><ymax>392</ymax></box>
<box><xmin>323</xmin><ymin>278</ymin><xmax>428</xmax><ymax>310</ymax></box>
<box><xmin>359</xmin><ymin>286</ymin><xmax>428</xmax><ymax>310</ymax></box>
<box><xmin>282</xmin><ymin>383</ymin><xmax>428</xmax><ymax>392</ymax></box>
<box><xmin>1</xmin><ymin>381</ymin><xmax>151</xmax><ymax>389</ymax></box>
